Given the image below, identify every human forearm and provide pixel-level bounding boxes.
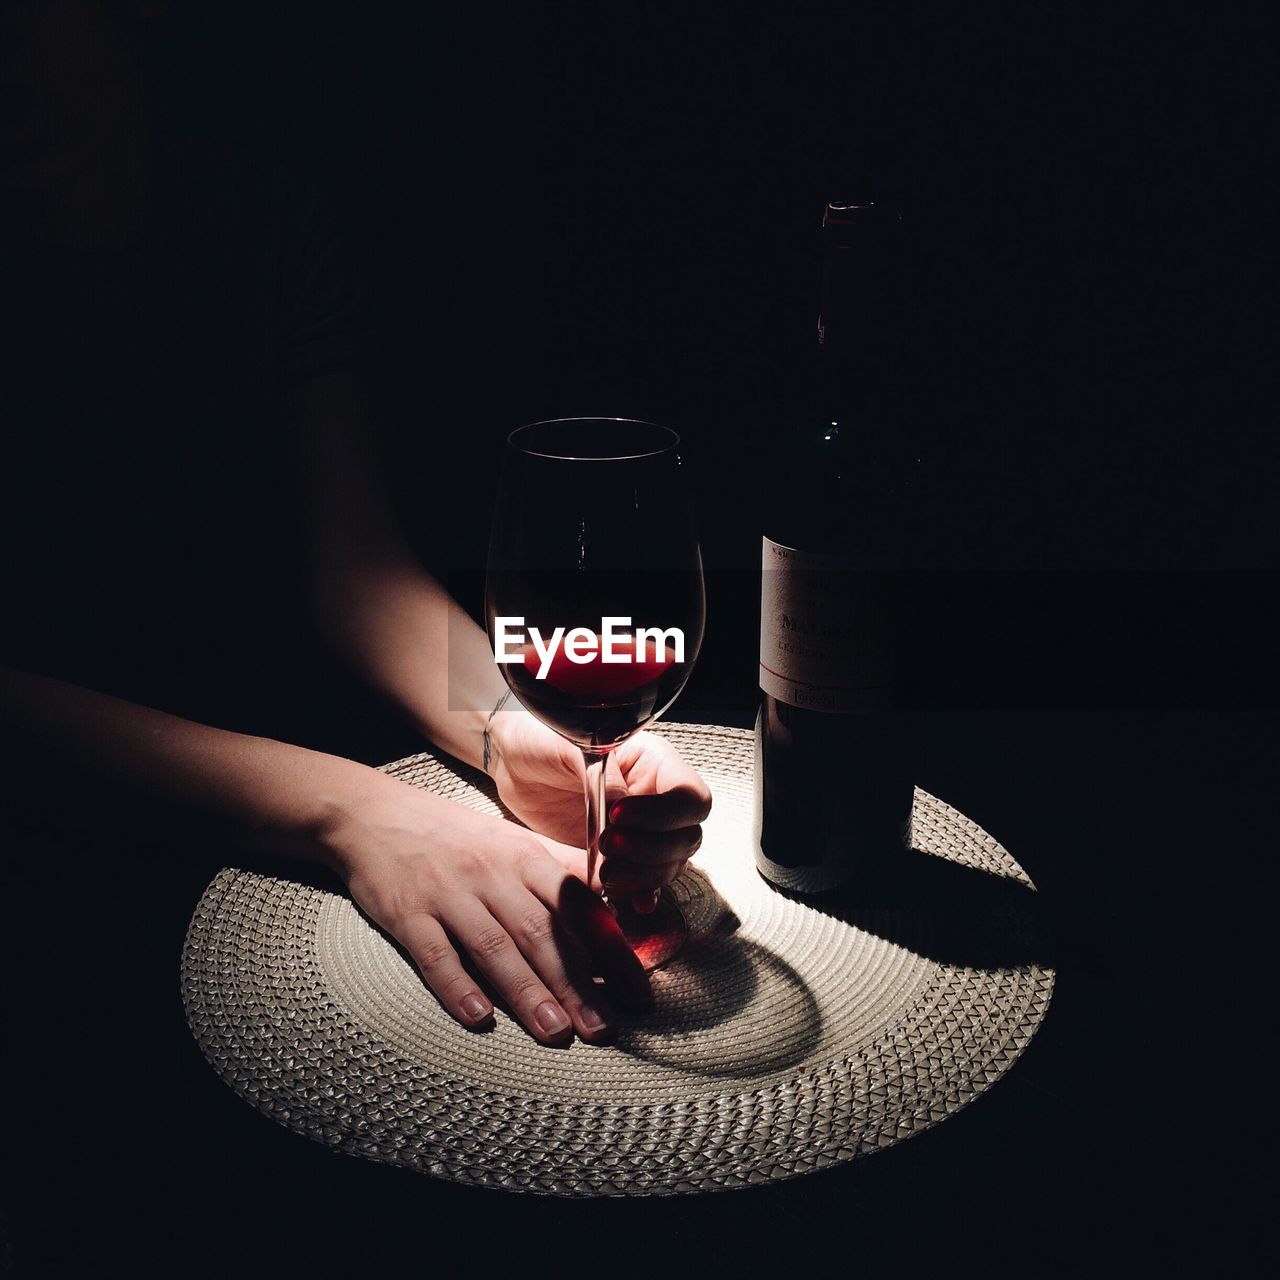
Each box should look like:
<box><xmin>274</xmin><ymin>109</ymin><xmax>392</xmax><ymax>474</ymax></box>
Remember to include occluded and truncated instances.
<box><xmin>309</xmin><ymin>557</ymin><xmax>513</xmax><ymax>771</ymax></box>
<box><xmin>0</xmin><ymin>665</ymin><xmax>388</xmax><ymax>864</ymax></box>
<box><xmin>0</xmin><ymin>663</ymin><xmax>653</xmax><ymax>1037</ymax></box>
<box><xmin>286</xmin><ymin>373</ymin><xmax>513</xmax><ymax>770</ymax></box>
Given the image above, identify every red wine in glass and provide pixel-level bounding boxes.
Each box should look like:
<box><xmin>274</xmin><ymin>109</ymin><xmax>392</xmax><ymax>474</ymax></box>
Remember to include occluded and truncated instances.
<box><xmin>506</xmin><ymin>632</ymin><xmax>684</xmax><ymax>744</ymax></box>
<box><xmin>486</xmin><ymin>419</ymin><xmax>705</xmax><ymax>971</ymax></box>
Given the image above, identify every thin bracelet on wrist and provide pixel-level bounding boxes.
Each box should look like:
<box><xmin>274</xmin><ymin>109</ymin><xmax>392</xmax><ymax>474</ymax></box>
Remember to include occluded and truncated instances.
<box><xmin>481</xmin><ymin>689</ymin><xmax>513</xmax><ymax>776</ymax></box>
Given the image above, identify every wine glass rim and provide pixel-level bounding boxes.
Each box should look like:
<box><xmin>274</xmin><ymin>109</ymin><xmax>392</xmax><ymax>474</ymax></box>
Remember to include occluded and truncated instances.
<box><xmin>507</xmin><ymin>417</ymin><xmax>681</xmax><ymax>461</ymax></box>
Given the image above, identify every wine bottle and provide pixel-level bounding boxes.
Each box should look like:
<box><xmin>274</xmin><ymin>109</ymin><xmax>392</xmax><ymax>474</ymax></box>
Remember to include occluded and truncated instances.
<box><xmin>753</xmin><ymin>199</ymin><xmax>915</xmax><ymax>896</ymax></box>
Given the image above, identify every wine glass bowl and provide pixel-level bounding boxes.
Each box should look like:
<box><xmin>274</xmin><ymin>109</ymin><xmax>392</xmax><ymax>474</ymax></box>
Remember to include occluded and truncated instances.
<box><xmin>486</xmin><ymin>418</ymin><xmax>705</xmax><ymax>970</ymax></box>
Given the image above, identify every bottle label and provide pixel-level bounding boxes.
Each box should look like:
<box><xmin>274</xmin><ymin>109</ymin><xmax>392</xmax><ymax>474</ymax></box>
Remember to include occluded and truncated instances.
<box><xmin>760</xmin><ymin>537</ymin><xmax>896</xmax><ymax>714</ymax></box>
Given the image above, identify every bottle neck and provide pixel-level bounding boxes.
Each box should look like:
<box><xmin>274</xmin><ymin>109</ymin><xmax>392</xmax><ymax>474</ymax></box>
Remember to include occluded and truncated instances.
<box><xmin>814</xmin><ymin>234</ymin><xmax>909</xmax><ymax>486</ymax></box>
<box><xmin>823</xmin><ymin>217</ymin><xmax>903</xmax><ymax>341</ymax></box>
<box><xmin>817</xmin><ymin>246</ymin><xmax>895</xmax><ymax>414</ymax></box>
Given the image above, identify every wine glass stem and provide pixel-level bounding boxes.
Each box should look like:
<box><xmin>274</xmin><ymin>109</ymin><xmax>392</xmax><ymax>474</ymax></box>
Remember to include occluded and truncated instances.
<box><xmin>582</xmin><ymin>749</ymin><xmax>609</xmax><ymax>894</ymax></box>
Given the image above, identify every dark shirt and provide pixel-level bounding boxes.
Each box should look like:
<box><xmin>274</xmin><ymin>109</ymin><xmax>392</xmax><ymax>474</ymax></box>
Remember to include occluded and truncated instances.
<box><xmin>0</xmin><ymin>135</ymin><xmax>370</xmax><ymax>730</ymax></box>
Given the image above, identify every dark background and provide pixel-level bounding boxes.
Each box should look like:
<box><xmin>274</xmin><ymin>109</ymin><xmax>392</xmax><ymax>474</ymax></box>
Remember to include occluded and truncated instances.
<box><xmin>155</xmin><ymin>2</ymin><xmax>1277</xmax><ymax>711</ymax></box>
<box><xmin>3</xmin><ymin>3</ymin><xmax>1274</xmax><ymax>1275</ymax></box>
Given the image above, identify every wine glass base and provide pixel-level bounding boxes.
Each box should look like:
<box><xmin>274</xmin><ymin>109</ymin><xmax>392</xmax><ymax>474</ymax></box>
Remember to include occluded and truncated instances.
<box><xmin>610</xmin><ymin>893</ymin><xmax>688</xmax><ymax>973</ymax></box>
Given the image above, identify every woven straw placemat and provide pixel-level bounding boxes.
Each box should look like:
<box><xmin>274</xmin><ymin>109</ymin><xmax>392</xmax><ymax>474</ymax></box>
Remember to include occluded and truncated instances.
<box><xmin>182</xmin><ymin>722</ymin><xmax>1053</xmax><ymax>1196</ymax></box>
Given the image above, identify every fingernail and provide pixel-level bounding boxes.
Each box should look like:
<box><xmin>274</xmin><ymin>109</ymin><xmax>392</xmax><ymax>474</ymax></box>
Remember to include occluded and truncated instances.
<box><xmin>534</xmin><ymin>1000</ymin><xmax>570</xmax><ymax>1036</ymax></box>
<box><xmin>609</xmin><ymin>802</ymin><xmax>624</xmax><ymax>824</ymax></box>
<box><xmin>461</xmin><ymin>994</ymin><xmax>491</xmax><ymax>1022</ymax></box>
<box><xmin>579</xmin><ymin>1003</ymin><xmax>610</xmax><ymax>1035</ymax></box>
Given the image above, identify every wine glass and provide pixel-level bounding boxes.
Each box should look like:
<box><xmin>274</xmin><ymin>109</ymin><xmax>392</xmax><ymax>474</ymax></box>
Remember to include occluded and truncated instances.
<box><xmin>486</xmin><ymin>418</ymin><xmax>705</xmax><ymax>970</ymax></box>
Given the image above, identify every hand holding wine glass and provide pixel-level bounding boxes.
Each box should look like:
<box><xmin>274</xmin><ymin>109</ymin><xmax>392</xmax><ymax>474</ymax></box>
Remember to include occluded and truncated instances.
<box><xmin>484</xmin><ymin>708</ymin><xmax>710</xmax><ymax>910</ymax></box>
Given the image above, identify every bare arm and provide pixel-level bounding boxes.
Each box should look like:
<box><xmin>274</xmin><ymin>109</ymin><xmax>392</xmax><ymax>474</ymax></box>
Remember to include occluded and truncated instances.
<box><xmin>0</xmin><ymin>662</ymin><xmax>648</xmax><ymax>1037</ymax></box>
<box><xmin>0</xmin><ymin>663</ymin><xmax>381</xmax><ymax>863</ymax></box>
<box><xmin>285</xmin><ymin>372</ymin><xmax>508</xmax><ymax>770</ymax></box>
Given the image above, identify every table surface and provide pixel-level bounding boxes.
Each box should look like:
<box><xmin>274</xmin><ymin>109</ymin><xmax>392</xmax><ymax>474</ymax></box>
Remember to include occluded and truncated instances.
<box><xmin>0</xmin><ymin>699</ymin><xmax>1256</xmax><ymax>1274</ymax></box>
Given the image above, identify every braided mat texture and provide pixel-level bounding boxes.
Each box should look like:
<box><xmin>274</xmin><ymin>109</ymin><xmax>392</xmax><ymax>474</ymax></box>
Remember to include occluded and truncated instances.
<box><xmin>182</xmin><ymin>723</ymin><xmax>1053</xmax><ymax>1196</ymax></box>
